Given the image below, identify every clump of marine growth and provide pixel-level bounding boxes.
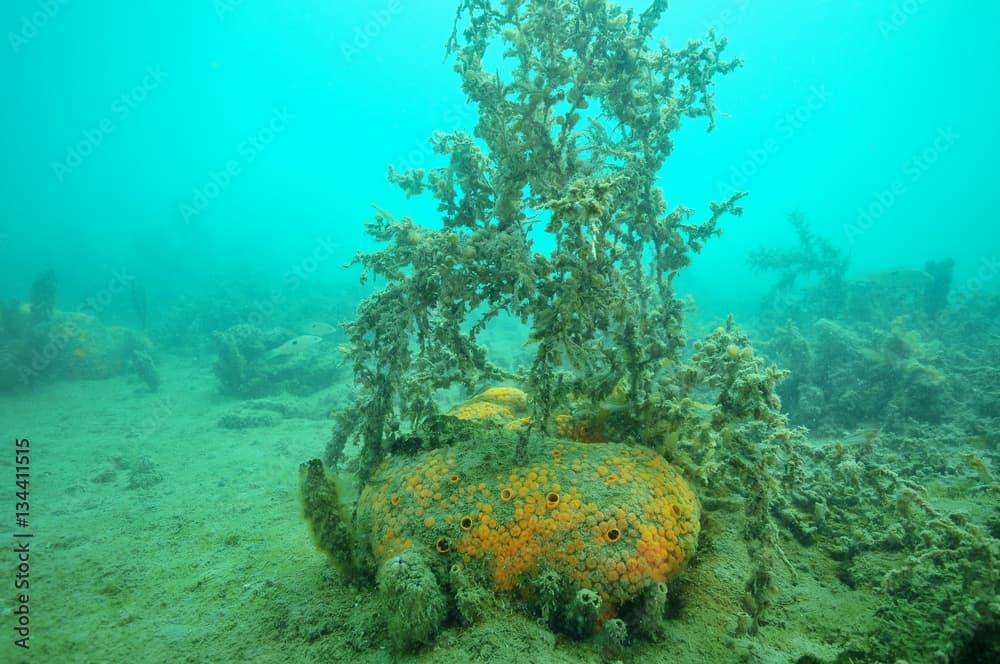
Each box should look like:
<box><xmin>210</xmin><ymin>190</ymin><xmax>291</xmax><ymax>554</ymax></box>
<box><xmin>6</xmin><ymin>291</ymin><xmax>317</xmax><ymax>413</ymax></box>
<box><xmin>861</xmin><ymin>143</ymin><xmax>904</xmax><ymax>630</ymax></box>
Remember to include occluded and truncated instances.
<box><xmin>356</xmin><ymin>396</ymin><xmax>700</xmax><ymax>645</ymax></box>
<box><xmin>324</xmin><ymin>0</ymin><xmax>745</xmax><ymax>481</ymax></box>
<box><xmin>306</xmin><ymin>389</ymin><xmax>701</xmax><ymax>649</ymax></box>
<box><xmin>300</xmin><ymin>0</ymin><xmax>798</xmax><ymax>652</ymax></box>
<box><xmin>365</xmin><ymin>394</ymin><xmax>699</xmax><ymax>598</ymax></box>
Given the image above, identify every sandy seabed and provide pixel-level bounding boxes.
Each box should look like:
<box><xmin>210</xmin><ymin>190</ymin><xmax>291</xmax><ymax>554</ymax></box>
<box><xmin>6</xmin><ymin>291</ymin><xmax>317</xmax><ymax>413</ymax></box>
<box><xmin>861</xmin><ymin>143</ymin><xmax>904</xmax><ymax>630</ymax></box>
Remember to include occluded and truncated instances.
<box><xmin>0</xmin><ymin>352</ymin><xmax>982</xmax><ymax>663</ymax></box>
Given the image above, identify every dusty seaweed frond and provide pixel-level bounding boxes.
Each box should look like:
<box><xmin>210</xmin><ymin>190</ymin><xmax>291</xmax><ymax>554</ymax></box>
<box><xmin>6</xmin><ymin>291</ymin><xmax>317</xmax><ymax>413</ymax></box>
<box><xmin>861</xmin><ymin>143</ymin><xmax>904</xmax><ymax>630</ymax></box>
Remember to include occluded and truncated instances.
<box><xmin>329</xmin><ymin>0</ymin><xmax>747</xmax><ymax>482</ymax></box>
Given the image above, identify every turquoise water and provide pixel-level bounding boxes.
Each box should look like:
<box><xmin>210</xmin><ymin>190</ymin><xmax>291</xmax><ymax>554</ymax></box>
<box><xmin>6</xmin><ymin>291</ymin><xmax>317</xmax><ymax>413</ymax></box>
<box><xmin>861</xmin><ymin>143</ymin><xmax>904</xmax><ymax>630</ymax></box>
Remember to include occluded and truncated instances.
<box><xmin>2</xmin><ymin>2</ymin><xmax>998</xmax><ymax>662</ymax></box>
<box><xmin>2</xmin><ymin>1</ymin><xmax>995</xmax><ymax>316</ymax></box>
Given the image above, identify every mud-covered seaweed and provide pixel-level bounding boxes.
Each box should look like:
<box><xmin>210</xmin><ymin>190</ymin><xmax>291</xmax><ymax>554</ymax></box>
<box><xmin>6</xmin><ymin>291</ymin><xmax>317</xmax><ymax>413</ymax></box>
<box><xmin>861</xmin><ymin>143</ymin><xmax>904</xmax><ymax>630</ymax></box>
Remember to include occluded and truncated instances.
<box><xmin>326</xmin><ymin>0</ymin><xmax>746</xmax><ymax>483</ymax></box>
<box><xmin>282</xmin><ymin>2</ymin><xmax>1000</xmax><ymax>660</ymax></box>
<box><xmin>307</xmin><ymin>0</ymin><xmax>826</xmax><ymax>652</ymax></box>
<box><xmin>776</xmin><ymin>432</ymin><xmax>999</xmax><ymax>662</ymax></box>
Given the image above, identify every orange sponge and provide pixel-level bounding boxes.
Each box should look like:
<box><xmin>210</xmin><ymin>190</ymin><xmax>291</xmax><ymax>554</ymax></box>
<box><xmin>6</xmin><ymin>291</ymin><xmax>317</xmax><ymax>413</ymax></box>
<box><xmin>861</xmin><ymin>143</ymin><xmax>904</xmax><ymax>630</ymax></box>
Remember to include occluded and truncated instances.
<box><xmin>355</xmin><ymin>435</ymin><xmax>699</xmax><ymax>612</ymax></box>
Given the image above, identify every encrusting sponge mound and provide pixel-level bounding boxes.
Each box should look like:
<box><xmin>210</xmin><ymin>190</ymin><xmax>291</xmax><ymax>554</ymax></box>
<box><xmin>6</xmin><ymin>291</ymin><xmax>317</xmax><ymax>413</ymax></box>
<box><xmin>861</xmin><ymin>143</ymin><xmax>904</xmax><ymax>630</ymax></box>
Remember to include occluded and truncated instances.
<box><xmin>358</xmin><ymin>438</ymin><xmax>699</xmax><ymax>610</ymax></box>
<box><xmin>302</xmin><ymin>391</ymin><xmax>700</xmax><ymax>649</ymax></box>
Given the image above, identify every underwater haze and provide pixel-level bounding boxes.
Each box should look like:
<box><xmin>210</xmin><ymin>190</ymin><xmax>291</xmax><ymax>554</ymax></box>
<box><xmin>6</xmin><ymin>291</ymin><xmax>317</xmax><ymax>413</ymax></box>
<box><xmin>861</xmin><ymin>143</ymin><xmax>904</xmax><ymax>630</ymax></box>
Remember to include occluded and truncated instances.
<box><xmin>1</xmin><ymin>1</ymin><xmax>998</xmax><ymax>663</ymax></box>
<box><xmin>2</xmin><ymin>1</ymin><xmax>997</xmax><ymax>313</ymax></box>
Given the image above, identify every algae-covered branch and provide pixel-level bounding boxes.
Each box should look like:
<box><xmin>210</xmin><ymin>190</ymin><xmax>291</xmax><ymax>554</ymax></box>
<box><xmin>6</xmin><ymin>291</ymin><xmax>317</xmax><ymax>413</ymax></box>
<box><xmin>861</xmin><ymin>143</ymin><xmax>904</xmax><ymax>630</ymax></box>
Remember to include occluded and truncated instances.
<box><xmin>300</xmin><ymin>0</ymin><xmax>796</xmax><ymax>651</ymax></box>
<box><xmin>329</xmin><ymin>0</ymin><xmax>746</xmax><ymax>477</ymax></box>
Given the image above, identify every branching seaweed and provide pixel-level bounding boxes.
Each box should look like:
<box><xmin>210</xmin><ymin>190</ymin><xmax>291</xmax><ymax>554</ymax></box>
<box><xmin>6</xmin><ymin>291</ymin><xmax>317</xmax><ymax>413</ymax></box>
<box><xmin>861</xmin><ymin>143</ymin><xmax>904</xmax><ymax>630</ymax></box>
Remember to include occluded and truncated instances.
<box><xmin>328</xmin><ymin>0</ymin><xmax>746</xmax><ymax>482</ymax></box>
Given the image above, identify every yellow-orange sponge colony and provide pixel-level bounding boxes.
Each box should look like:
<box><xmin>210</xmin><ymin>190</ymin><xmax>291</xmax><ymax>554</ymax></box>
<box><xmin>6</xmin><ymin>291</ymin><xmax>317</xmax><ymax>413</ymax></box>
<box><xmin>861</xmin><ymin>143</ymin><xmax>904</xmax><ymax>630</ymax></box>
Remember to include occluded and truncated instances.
<box><xmin>355</xmin><ymin>435</ymin><xmax>700</xmax><ymax>612</ymax></box>
<box><xmin>445</xmin><ymin>386</ymin><xmax>530</xmax><ymax>426</ymax></box>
